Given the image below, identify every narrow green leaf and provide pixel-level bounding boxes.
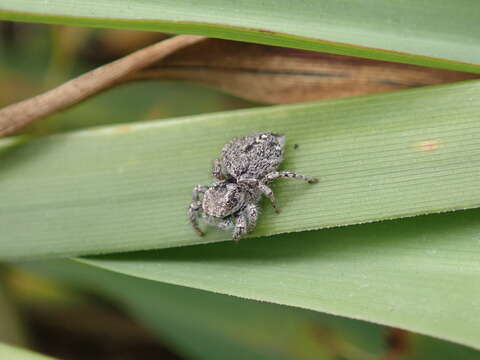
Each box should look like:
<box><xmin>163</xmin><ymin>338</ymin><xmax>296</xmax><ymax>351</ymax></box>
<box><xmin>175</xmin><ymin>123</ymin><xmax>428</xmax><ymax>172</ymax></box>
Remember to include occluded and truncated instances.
<box><xmin>1</xmin><ymin>1</ymin><xmax>480</xmax><ymax>73</ymax></box>
<box><xmin>83</xmin><ymin>209</ymin><xmax>480</xmax><ymax>350</ymax></box>
<box><xmin>0</xmin><ymin>343</ymin><xmax>56</xmax><ymax>360</ymax></box>
<box><xmin>1</xmin><ymin>80</ymin><xmax>480</xmax><ymax>259</ymax></box>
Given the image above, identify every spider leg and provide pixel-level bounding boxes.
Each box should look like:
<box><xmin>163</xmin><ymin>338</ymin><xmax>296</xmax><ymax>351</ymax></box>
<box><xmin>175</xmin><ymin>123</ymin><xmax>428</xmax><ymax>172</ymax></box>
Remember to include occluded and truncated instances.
<box><xmin>265</xmin><ymin>170</ymin><xmax>318</xmax><ymax>184</ymax></box>
<box><xmin>188</xmin><ymin>184</ymin><xmax>208</xmax><ymax>236</ymax></box>
<box><xmin>232</xmin><ymin>212</ymin><xmax>248</xmax><ymax>241</ymax></box>
<box><xmin>232</xmin><ymin>204</ymin><xmax>259</xmax><ymax>241</ymax></box>
<box><xmin>212</xmin><ymin>158</ymin><xmax>227</xmax><ymax>180</ymax></box>
<box><xmin>188</xmin><ymin>202</ymin><xmax>204</xmax><ymax>236</ymax></box>
<box><xmin>258</xmin><ymin>183</ymin><xmax>280</xmax><ymax>213</ymax></box>
<box><xmin>192</xmin><ymin>184</ymin><xmax>208</xmax><ymax>201</ymax></box>
<box><xmin>245</xmin><ymin>203</ymin><xmax>259</xmax><ymax>231</ymax></box>
<box><xmin>206</xmin><ymin>215</ymin><xmax>235</xmax><ymax>230</ymax></box>
<box><xmin>238</xmin><ymin>178</ymin><xmax>280</xmax><ymax>214</ymax></box>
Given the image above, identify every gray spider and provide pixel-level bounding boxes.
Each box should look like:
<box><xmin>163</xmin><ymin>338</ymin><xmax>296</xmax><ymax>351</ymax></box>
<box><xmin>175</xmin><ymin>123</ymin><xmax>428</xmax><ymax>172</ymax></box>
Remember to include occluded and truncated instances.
<box><xmin>188</xmin><ymin>132</ymin><xmax>317</xmax><ymax>241</ymax></box>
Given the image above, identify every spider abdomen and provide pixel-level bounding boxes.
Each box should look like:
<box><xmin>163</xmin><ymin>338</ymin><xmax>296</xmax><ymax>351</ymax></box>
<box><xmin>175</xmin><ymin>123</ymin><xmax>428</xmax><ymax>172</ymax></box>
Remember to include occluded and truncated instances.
<box><xmin>222</xmin><ymin>133</ymin><xmax>285</xmax><ymax>180</ymax></box>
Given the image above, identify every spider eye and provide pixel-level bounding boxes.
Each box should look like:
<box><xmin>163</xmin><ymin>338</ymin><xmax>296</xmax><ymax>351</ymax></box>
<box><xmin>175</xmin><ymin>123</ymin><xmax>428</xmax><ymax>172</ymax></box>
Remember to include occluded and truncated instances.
<box><xmin>224</xmin><ymin>185</ymin><xmax>245</xmax><ymax>215</ymax></box>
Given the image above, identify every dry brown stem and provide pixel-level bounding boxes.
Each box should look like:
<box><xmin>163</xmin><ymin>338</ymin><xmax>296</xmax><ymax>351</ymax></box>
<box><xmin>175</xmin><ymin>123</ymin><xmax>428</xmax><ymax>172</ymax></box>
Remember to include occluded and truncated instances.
<box><xmin>0</xmin><ymin>35</ymin><xmax>206</xmax><ymax>136</ymax></box>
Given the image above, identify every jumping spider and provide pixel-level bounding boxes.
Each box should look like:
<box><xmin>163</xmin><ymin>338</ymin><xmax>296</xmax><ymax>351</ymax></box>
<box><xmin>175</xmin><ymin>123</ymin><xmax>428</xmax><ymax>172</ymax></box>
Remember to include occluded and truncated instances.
<box><xmin>188</xmin><ymin>132</ymin><xmax>317</xmax><ymax>241</ymax></box>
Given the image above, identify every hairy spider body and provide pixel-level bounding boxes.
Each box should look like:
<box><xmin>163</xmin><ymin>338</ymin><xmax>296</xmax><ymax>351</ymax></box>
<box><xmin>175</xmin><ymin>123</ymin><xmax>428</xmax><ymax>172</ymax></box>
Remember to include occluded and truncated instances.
<box><xmin>188</xmin><ymin>132</ymin><xmax>317</xmax><ymax>241</ymax></box>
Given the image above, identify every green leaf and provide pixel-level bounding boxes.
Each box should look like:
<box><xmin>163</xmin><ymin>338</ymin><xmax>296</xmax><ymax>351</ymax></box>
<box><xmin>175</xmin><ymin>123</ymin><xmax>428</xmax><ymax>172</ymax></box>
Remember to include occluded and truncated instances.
<box><xmin>409</xmin><ymin>335</ymin><xmax>480</xmax><ymax>360</ymax></box>
<box><xmin>0</xmin><ymin>343</ymin><xmax>56</xmax><ymax>360</ymax></box>
<box><xmin>83</xmin><ymin>208</ymin><xmax>480</xmax><ymax>350</ymax></box>
<box><xmin>1</xmin><ymin>1</ymin><xmax>479</xmax><ymax>73</ymax></box>
<box><xmin>2</xmin><ymin>80</ymin><xmax>480</xmax><ymax>259</ymax></box>
<box><xmin>22</xmin><ymin>259</ymin><xmax>480</xmax><ymax>359</ymax></box>
<box><xmin>23</xmin><ymin>260</ymin><xmax>386</xmax><ymax>360</ymax></box>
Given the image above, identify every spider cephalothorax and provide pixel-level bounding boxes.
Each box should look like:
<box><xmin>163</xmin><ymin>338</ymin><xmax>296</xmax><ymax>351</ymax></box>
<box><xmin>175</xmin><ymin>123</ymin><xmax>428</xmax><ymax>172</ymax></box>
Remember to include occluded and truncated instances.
<box><xmin>188</xmin><ymin>132</ymin><xmax>317</xmax><ymax>241</ymax></box>
<box><xmin>202</xmin><ymin>182</ymin><xmax>245</xmax><ymax>218</ymax></box>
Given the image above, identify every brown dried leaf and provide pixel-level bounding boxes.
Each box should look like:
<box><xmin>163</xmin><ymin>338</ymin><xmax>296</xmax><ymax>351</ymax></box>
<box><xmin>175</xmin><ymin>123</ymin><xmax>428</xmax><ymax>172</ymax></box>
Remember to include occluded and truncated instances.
<box><xmin>133</xmin><ymin>39</ymin><xmax>479</xmax><ymax>104</ymax></box>
<box><xmin>2</xmin><ymin>35</ymin><xmax>477</xmax><ymax>137</ymax></box>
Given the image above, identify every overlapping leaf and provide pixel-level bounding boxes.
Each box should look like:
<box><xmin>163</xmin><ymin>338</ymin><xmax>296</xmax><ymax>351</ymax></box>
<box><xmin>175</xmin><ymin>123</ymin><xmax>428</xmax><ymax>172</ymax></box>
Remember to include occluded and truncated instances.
<box><xmin>1</xmin><ymin>1</ymin><xmax>480</xmax><ymax>72</ymax></box>
<box><xmin>23</xmin><ymin>259</ymin><xmax>480</xmax><ymax>358</ymax></box>
<box><xmin>1</xmin><ymin>80</ymin><xmax>480</xmax><ymax>259</ymax></box>
<box><xmin>84</xmin><ymin>209</ymin><xmax>480</xmax><ymax>350</ymax></box>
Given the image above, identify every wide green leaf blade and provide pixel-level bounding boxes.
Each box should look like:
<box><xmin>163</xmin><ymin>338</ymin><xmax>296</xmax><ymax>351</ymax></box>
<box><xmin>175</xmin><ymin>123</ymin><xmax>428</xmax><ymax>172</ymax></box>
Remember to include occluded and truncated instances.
<box><xmin>1</xmin><ymin>1</ymin><xmax>480</xmax><ymax>73</ymax></box>
<box><xmin>83</xmin><ymin>209</ymin><xmax>480</xmax><ymax>350</ymax></box>
<box><xmin>23</xmin><ymin>259</ymin><xmax>480</xmax><ymax>360</ymax></box>
<box><xmin>0</xmin><ymin>343</ymin><xmax>57</xmax><ymax>360</ymax></box>
<box><xmin>23</xmin><ymin>260</ymin><xmax>387</xmax><ymax>360</ymax></box>
<box><xmin>1</xmin><ymin>80</ymin><xmax>480</xmax><ymax>259</ymax></box>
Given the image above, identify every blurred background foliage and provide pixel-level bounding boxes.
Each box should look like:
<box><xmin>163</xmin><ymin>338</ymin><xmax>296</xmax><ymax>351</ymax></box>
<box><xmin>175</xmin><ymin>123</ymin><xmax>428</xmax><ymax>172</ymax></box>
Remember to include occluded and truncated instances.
<box><xmin>1</xmin><ymin>21</ymin><xmax>479</xmax><ymax>360</ymax></box>
<box><xmin>2</xmin><ymin>260</ymin><xmax>480</xmax><ymax>360</ymax></box>
<box><xmin>0</xmin><ymin>22</ymin><xmax>256</xmax><ymax>136</ymax></box>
